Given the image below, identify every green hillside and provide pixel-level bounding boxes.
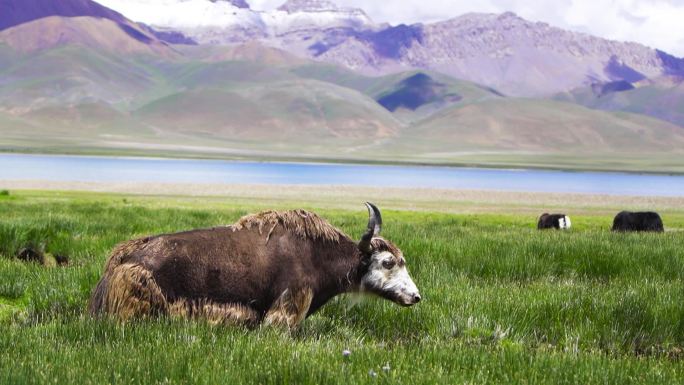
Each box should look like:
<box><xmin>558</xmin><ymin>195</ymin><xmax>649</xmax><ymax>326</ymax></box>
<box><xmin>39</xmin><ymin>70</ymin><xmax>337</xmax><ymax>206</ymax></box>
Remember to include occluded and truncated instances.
<box><xmin>371</xmin><ymin>98</ymin><xmax>684</xmax><ymax>171</ymax></box>
<box><xmin>291</xmin><ymin>66</ymin><xmax>501</xmax><ymax>123</ymax></box>
<box><xmin>555</xmin><ymin>80</ymin><xmax>684</xmax><ymax>128</ymax></box>
<box><xmin>408</xmin><ymin>99</ymin><xmax>684</xmax><ymax>152</ymax></box>
<box><xmin>134</xmin><ymin>80</ymin><xmax>401</xmax><ymax>145</ymax></box>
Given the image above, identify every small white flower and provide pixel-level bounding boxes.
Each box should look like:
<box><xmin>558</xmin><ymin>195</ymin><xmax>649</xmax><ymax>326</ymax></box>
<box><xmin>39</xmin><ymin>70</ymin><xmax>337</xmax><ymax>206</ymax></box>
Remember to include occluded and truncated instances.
<box><xmin>342</xmin><ymin>349</ymin><xmax>351</xmax><ymax>358</ymax></box>
<box><xmin>368</xmin><ymin>370</ymin><xmax>377</xmax><ymax>377</ymax></box>
<box><xmin>382</xmin><ymin>363</ymin><xmax>391</xmax><ymax>372</ymax></box>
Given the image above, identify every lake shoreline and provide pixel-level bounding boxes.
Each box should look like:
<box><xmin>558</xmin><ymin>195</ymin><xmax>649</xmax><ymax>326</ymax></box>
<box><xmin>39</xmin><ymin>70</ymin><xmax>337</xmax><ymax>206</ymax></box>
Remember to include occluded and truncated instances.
<box><xmin>2</xmin><ymin>149</ymin><xmax>682</xmax><ymax>177</ymax></box>
<box><xmin>3</xmin><ymin>180</ymin><xmax>684</xmax><ymax>215</ymax></box>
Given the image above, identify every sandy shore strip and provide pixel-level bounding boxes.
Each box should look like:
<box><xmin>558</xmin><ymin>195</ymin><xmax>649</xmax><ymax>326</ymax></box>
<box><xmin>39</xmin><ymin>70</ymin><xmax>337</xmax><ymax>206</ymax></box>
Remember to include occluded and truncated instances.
<box><xmin>2</xmin><ymin>179</ymin><xmax>683</xmax><ymax>215</ymax></box>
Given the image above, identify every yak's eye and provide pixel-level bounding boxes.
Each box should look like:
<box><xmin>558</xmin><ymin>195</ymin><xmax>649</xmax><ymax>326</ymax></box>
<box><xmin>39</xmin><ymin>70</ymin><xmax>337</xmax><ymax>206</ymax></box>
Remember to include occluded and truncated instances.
<box><xmin>382</xmin><ymin>260</ymin><xmax>396</xmax><ymax>270</ymax></box>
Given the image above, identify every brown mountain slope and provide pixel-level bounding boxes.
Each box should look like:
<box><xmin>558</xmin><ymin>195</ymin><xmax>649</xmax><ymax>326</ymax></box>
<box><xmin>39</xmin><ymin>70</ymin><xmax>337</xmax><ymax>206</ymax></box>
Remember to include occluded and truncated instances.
<box><xmin>0</xmin><ymin>0</ymin><xmax>127</xmax><ymax>31</ymax></box>
<box><xmin>0</xmin><ymin>16</ymin><xmax>172</xmax><ymax>56</ymax></box>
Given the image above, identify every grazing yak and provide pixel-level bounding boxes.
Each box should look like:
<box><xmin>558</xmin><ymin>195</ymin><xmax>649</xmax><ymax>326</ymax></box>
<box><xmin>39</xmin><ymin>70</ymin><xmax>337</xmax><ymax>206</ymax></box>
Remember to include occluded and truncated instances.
<box><xmin>612</xmin><ymin>211</ymin><xmax>664</xmax><ymax>232</ymax></box>
<box><xmin>537</xmin><ymin>213</ymin><xmax>572</xmax><ymax>230</ymax></box>
<box><xmin>89</xmin><ymin>203</ymin><xmax>421</xmax><ymax>328</ymax></box>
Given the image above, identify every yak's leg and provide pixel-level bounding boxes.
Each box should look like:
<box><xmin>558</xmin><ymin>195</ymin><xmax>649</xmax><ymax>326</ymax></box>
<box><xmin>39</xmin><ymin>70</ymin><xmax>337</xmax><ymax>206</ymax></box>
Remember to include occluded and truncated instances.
<box><xmin>169</xmin><ymin>300</ymin><xmax>259</xmax><ymax>327</ymax></box>
<box><xmin>264</xmin><ymin>287</ymin><xmax>314</xmax><ymax>329</ymax></box>
<box><xmin>103</xmin><ymin>263</ymin><xmax>167</xmax><ymax>320</ymax></box>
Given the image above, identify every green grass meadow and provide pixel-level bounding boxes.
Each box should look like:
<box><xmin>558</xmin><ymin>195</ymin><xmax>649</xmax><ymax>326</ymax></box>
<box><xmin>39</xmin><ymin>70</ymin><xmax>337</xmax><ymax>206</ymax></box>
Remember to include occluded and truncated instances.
<box><xmin>1</xmin><ymin>191</ymin><xmax>684</xmax><ymax>384</ymax></box>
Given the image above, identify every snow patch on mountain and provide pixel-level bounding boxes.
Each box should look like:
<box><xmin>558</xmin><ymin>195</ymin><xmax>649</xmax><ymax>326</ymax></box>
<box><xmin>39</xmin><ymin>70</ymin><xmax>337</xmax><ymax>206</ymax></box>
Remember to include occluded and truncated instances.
<box><xmin>94</xmin><ymin>0</ymin><xmax>263</xmax><ymax>29</ymax></box>
<box><xmin>93</xmin><ymin>0</ymin><xmax>372</xmax><ymax>41</ymax></box>
<box><xmin>278</xmin><ymin>0</ymin><xmax>344</xmax><ymax>13</ymax></box>
<box><xmin>263</xmin><ymin>9</ymin><xmax>371</xmax><ymax>36</ymax></box>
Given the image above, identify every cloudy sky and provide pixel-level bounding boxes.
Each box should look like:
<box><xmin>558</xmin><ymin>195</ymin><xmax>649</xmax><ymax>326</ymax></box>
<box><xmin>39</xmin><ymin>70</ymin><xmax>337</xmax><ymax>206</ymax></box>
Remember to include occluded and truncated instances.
<box><xmin>251</xmin><ymin>0</ymin><xmax>684</xmax><ymax>56</ymax></box>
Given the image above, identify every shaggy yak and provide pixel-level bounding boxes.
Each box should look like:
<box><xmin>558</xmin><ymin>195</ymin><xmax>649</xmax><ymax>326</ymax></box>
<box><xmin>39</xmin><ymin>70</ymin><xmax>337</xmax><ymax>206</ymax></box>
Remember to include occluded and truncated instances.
<box><xmin>612</xmin><ymin>211</ymin><xmax>664</xmax><ymax>232</ymax></box>
<box><xmin>537</xmin><ymin>213</ymin><xmax>572</xmax><ymax>230</ymax></box>
<box><xmin>88</xmin><ymin>203</ymin><xmax>421</xmax><ymax>328</ymax></box>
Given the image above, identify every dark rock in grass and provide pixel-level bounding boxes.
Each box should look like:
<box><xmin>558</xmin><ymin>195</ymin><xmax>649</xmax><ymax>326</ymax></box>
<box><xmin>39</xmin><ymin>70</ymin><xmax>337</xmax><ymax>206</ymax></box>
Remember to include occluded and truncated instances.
<box><xmin>54</xmin><ymin>254</ymin><xmax>70</xmax><ymax>266</ymax></box>
<box><xmin>16</xmin><ymin>247</ymin><xmax>69</xmax><ymax>266</ymax></box>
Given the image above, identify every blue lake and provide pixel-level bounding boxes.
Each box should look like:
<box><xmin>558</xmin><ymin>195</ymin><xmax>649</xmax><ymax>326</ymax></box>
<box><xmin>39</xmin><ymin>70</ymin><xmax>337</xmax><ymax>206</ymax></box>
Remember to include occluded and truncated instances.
<box><xmin>1</xmin><ymin>154</ymin><xmax>683</xmax><ymax>197</ymax></box>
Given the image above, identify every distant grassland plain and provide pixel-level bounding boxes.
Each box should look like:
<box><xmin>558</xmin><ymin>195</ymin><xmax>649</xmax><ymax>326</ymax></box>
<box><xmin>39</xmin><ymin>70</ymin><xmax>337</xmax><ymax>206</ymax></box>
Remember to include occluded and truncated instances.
<box><xmin>1</xmin><ymin>189</ymin><xmax>684</xmax><ymax>384</ymax></box>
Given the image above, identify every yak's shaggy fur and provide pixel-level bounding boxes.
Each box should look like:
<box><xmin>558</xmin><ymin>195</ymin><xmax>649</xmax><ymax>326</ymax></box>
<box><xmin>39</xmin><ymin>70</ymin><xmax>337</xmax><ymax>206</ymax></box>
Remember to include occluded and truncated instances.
<box><xmin>233</xmin><ymin>210</ymin><xmax>342</xmax><ymax>244</ymax></box>
<box><xmin>90</xmin><ymin>261</ymin><xmax>259</xmax><ymax>325</ymax></box>
<box><xmin>263</xmin><ymin>288</ymin><xmax>315</xmax><ymax>329</ymax></box>
<box><xmin>89</xmin><ymin>209</ymin><xmax>374</xmax><ymax>327</ymax></box>
<box><xmin>99</xmin><ymin>263</ymin><xmax>166</xmax><ymax>320</ymax></box>
<box><xmin>370</xmin><ymin>237</ymin><xmax>402</xmax><ymax>256</ymax></box>
<box><xmin>169</xmin><ymin>299</ymin><xmax>259</xmax><ymax>326</ymax></box>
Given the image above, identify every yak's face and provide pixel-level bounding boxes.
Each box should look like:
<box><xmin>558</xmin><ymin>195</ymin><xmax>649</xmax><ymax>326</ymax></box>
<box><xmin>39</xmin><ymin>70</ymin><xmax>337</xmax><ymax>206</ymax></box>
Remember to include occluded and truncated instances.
<box><xmin>559</xmin><ymin>216</ymin><xmax>572</xmax><ymax>229</ymax></box>
<box><xmin>361</xmin><ymin>238</ymin><xmax>421</xmax><ymax>307</ymax></box>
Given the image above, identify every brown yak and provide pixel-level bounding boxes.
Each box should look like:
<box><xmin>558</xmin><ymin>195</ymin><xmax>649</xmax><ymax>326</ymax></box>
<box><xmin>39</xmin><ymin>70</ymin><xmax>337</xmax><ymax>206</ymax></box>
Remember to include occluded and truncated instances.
<box><xmin>88</xmin><ymin>203</ymin><xmax>421</xmax><ymax>328</ymax></box>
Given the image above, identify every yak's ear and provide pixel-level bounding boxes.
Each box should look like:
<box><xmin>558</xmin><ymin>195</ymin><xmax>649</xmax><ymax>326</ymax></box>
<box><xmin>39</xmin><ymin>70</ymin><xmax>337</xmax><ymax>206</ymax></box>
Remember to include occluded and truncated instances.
<box><xmin>358</xmin><ymin>202</ymin><xmax>382</xmax><ymax>255</ymax></box>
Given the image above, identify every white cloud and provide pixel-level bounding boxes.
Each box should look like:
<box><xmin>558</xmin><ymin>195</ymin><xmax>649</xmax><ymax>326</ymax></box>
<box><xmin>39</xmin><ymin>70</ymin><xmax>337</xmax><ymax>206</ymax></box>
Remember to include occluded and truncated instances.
<box><xmin>249</xmin><ymin>0</ymin><xmax>684</xmax><ymax>56</ymax></box>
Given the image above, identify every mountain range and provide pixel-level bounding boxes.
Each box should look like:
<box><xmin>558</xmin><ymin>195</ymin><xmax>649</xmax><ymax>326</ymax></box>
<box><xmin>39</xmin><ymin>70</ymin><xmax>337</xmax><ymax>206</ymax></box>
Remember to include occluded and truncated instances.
<box><xmin>0</xmin><ymin>0</ymin><xmax>683</xmax><ymax>172</ymax></box>
<box><xmin>92</xmin><ymin>0</ymin><xmax>684</xmax><ymax>98</ymax></box>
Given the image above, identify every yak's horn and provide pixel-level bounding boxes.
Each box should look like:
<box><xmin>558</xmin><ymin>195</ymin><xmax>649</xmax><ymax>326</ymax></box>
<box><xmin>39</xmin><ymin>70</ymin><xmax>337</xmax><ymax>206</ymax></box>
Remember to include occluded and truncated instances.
<box><xmin>359</xmin><ymin>202</ymin><xmax>382</xmax><ymax>254</ymax></box>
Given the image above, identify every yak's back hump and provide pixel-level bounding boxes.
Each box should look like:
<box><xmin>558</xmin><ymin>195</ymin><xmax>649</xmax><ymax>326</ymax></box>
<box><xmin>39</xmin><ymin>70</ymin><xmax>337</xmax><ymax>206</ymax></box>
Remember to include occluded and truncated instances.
<box><xmin>233</xmin><ymin>209</ymin><xmax>346</xmax><ymax>244</ymax></box>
